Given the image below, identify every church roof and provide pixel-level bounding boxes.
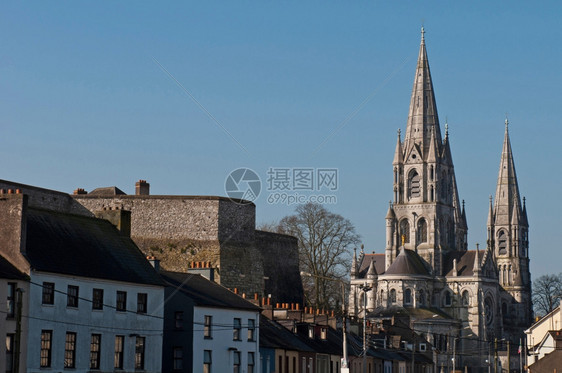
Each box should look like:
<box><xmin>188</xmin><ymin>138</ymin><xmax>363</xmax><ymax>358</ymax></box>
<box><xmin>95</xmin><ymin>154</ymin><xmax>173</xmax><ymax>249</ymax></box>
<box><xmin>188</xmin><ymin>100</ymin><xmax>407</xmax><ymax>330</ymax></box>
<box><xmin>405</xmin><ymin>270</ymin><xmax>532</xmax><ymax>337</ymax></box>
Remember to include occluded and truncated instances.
<box><xmin>385</xmin><ymin>249</ymin><xmax>430</xmax><ymax>276</ymax></box>
<box><xmin>444</xmin><ymin>250</ymin><xmax>485</xmax><ymax>277</ymax></box>
<box><xmin>358</xmin><ymin>253</ymin><xmax>385</xmax><ymax>277</ymax></box>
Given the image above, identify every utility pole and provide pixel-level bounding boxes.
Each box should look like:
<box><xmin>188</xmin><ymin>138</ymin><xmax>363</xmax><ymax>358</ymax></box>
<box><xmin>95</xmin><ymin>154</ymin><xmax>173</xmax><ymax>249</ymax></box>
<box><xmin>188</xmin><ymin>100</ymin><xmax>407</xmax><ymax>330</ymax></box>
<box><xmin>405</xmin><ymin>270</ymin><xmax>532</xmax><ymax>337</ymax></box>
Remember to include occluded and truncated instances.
<box><xmin>360</xmin><ymin>282</ymin><xmax>372</xmax><ymax>373</ymax></box>
<box><xmin>507</xmin><ymin>340</ymin><xmax>510</xmax><ymax>373</ymax></box>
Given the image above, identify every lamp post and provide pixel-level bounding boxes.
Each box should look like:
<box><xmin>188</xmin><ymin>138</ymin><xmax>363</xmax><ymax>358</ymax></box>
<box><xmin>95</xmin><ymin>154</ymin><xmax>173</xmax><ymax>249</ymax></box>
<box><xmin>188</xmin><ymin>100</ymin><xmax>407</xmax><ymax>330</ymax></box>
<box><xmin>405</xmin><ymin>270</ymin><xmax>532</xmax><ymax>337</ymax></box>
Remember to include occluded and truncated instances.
<box><xmin>300</xmin><ymin>272</ymin><xmax>349</xmax><ymax>372</ymax></box>
<box><xmin>359</xmin><ymin>282</ymin><xmax>372</xmax><ymax>373</ymax></box>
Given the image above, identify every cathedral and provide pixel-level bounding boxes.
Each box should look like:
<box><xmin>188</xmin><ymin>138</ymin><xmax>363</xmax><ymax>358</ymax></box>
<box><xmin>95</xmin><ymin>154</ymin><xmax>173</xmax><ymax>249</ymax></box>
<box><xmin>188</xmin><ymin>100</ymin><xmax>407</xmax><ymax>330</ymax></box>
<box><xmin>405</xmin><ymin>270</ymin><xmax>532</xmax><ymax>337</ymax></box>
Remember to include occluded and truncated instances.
<box><xmin>348</xmin><ymin>29</ymin><xmax>532</xmax><ymax>369</ymax></box>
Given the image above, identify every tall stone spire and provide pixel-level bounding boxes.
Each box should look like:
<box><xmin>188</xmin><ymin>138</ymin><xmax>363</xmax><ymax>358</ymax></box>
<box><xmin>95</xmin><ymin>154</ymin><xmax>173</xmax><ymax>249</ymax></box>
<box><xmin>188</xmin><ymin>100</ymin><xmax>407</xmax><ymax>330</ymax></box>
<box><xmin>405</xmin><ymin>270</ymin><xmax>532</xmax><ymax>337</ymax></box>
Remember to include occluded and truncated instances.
<box><xmin>404</xmin><ymin>27</ymin><xmax>443</xmax><ymax>157</ymax></box>
<box><xmin>393</xmin><ymin>129</ymin><xmax>403</xmax><ymax>165</ymax></box>
<box><xmin>493</xmin><ymin>119</ymin><xmax>522</xmax><ymax>226</ymax></box>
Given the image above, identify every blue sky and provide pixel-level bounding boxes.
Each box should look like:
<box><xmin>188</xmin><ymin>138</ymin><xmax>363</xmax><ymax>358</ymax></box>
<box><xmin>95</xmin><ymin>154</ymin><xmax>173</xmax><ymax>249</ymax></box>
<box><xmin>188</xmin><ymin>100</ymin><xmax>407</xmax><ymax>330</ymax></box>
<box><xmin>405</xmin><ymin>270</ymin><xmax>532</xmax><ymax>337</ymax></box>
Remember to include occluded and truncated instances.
<box><xmin>1</xmin><ymin>2</ymin><xmax>561</xmax><ymax>278</ymax></box>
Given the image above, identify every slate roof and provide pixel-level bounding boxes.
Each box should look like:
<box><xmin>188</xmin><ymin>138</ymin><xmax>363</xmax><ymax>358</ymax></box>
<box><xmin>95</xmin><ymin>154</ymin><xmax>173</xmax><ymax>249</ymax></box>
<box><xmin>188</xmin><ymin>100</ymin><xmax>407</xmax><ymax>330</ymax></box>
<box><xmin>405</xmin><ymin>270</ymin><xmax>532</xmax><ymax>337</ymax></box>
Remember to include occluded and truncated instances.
<box><xmin>161</xmin><ymin>271</ymin><xmax>260</xmax><ymax>311</ymax></box>
<box><xmin>259</xmin><ymin>318</ymin><xmax>315</xmax><ymax>352</ymax></box>
<box><xmin>385</xmin><ymin>249</ymin><xmax>430</xmax><ymax>276</ymax></box>
<box><xmin>88</xmin><ymin>186</ymin><xmax>126</xmax><ymax>196</ymax></box>
<box><xmin>25</xmin><ymin>208</ymin><xmax>163</xmax><ymax>286</ymax></box>
<box><xmin>443</xmin><ymin>250</ymin><xmax>484</xmax><ymax>277</ymax></box>
<box><xmin>358</xmin><ymin>253</ymin><xmax>386</xmax><ymax>277</ymax></box>
<box><xmin>0</xmin><ymin>256</ymin><xmax>27</xmax><ymax>280</ymax></box>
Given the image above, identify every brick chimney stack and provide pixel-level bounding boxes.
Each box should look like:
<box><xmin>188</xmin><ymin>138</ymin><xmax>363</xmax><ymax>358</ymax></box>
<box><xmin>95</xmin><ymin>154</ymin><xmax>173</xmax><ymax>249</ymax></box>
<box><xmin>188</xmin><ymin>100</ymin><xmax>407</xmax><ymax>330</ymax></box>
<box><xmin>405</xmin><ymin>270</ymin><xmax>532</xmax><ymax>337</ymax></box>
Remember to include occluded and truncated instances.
<box><xmin>73</xmin><ymin>188</ymin><xmax>87</xmax><ymax>195</ymax></box>
<box><xmin>135</xmin><ymin>180</ymin><xmax>150</xmax><ymax>196</ymax></box>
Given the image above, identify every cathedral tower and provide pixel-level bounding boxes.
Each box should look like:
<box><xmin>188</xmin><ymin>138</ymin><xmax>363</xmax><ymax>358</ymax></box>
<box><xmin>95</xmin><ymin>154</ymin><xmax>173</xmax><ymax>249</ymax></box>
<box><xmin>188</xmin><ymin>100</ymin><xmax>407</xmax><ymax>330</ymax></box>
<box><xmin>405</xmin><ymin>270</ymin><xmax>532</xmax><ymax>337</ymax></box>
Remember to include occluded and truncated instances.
<box><xmin>487</xmin><ymin>120</ymin><xmax>532</xmax><ymax>328</ymax></box>
<box><xmin>386</xmin><ymin>28</ymin><xmax>468</xmax><ymax>275</ymax></box>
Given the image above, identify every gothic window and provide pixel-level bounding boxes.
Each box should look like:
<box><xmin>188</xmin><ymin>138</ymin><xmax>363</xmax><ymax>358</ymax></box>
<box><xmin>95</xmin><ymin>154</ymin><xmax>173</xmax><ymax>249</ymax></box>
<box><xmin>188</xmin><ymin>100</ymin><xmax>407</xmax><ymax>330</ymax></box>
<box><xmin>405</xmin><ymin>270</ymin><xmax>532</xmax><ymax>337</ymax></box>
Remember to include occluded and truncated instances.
<box><xmin>399</xmin><ymin>219</ymin><xmax>410</xmax><ymax>244</ymax></box>
<box><xmin>447</xmin><ymin>219</ymin><xmax>455</xmax><ymax>247</ymax></box>
<box><xmin>380</xmin><ymin>290</ymin><xmax>384</xmax><ymax>306</ymax></box>
<box><xmin>498</xmin><ymin>230</ymin><xmax>507</xmax><ymax>255</ymax></box>
<box><xmin>508</xmin><ymin>265</ymin><xmax>512</xmax><ymax>285</ymax></box>
<box><xmin>430</xmin><ymin>186</ymin><xmax>434</xmax><ymax>202</ymax></box>
<box><xmin>394</xmin><ymin>168</ymin><xmax>398</xmax><ymax>184</ymax></box>
<box><xmin>485</xmin><ymin>297</ymin><xmax>494</xmax><ymax>326</ymax></box>
<box><xmin>461</xmin><ymin>291</ymin><xmax>469</xmax><ymax>306</ymax></box>
<box><xmin>430</xmin><ymin>166</ymin><xmax>434</xmax><ymax>181</ymax></box>
<box><xmin>417</xmin><ymin>218</ymin><xmax>428</xmax><ymax>244</ymax></box>
<box><xmin>408</xmin><ymin>169</ymin><xmax>421</xmax><ymax>199</ymax></box>
<box><xmin>443</xmin><ymin>291</ymin><xmax>451</xmax><ymax>307</ymax></box>
<box><xmin>390</xmin><ymin>289</ymin><xmax>396</xmax><ymax>304</ymax></box>
<box><xmin>404</xmin><ymin>289</ymin><xmax>412</xmax><ymax>305</ymax></box>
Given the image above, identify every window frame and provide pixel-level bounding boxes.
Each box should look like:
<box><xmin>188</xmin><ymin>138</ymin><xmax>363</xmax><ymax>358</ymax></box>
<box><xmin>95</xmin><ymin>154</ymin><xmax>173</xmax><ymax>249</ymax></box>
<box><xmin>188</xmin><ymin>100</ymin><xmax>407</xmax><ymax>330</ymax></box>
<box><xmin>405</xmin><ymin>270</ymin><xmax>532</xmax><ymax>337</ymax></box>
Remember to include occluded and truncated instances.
<box><xmin>135</xmin><ymin>336</ymin><xmax>145</xmax><ymax>370</ymax></box>
<box><xmin>116</xmin><ymin>291</ymin><xmax>127</xmax><ymax>312</ymax></box>
<box><xmin>247</xmin><ymin>352</ymin><xmax>255</xmax><ymax>373</ymax></box>
<box><xmin>67</xmin><ymin>285</ymin><xmax>79</xmax><ymax>308</ymax></box>
<box><xmin>6</xmin><ymin>282</ymin><xmax>16</xmax><ymax>318</ymax></box>
<box><xmin>173</xmin><ymin>347</ymin><xmax>183</xmax><ymax>371</ymax></box>
<box><xmin>203</xmin><ymin>350</ymin><xmax>212</xmax><ymax>373</ymax></box>
<box><xmin>137</xmin><ymin>293</ymin><xmax>147</xmax><ymax>314</ymax></box>
<box><xmin>204</xmin><ymin>315</ymin><xmax>212</xmax><ymax>339</ymax></box>
<box><xmin>42</xmin><ymin>282</ymin><xmax>55</xmax><ymax>305</ymax></box>
<box><xmin>114</xmin><ymin>335</ymin><xmax>124</xmax><ymax>369</ymax></box>
<box><xmin>233</xmin><ymin>318</ymin><xmax>241</xmax><ymax>341</ymax></box>
<box><xmin>6</xmin><ymin>333</ymin><xmax>14</xmax><ymax>373</ymax></box>
<box><xmin>233</xmin><ymin>351</ymin><xmax>241</xmax><ymax>373</ymax></box>
<box><xmin>90</xmin><ymin>334</ymin><xmax>101</xmax><ymax>370</ymax></box>
<box><xmin>175</xmin><ymin>311</ymin><xmax>184</xmax><ymax>330</ymax></box>
<box><xmin>92</xmin><ymin>288</ymin><xmax>104</xmax><ymax>310</ymax></box>
<box><xmin>40</xmin><ymin>330</ymin><xmax>53</xmax><ymax>368</ymax></box>
<box><xmin>247</xmin><ymin>318</ymin><xmax>255</xmax><ymax>341</ymax></box>
<box><xmin>64</xmin><ymin>332</ymin><xmax>77</xmax><ymax>369</ymax></box>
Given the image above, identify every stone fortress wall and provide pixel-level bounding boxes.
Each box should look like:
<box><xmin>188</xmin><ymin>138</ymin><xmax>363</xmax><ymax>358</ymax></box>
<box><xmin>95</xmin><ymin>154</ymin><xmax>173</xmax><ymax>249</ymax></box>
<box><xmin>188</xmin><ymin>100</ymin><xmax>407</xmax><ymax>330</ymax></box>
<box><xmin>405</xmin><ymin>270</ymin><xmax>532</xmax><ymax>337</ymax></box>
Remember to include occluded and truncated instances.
<box><xmin>0</xmin><ymin>179</ymin><xmax>303</xmax><ymax>303</ymax></box>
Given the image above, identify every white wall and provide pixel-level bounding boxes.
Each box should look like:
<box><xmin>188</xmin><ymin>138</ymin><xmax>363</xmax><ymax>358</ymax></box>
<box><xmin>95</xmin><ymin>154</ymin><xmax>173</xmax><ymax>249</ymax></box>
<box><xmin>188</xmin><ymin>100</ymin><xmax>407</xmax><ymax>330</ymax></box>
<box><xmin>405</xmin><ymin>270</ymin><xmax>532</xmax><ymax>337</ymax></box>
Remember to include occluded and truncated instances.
<box><xmin>26</xmin><ymin>271</ymin><xmax>164</xmax><ymax>373</ymax></box>
<box><xmin>192</xmin><ymin>306</ymin><xmax>260</xmax><ymax>373</ymax></box>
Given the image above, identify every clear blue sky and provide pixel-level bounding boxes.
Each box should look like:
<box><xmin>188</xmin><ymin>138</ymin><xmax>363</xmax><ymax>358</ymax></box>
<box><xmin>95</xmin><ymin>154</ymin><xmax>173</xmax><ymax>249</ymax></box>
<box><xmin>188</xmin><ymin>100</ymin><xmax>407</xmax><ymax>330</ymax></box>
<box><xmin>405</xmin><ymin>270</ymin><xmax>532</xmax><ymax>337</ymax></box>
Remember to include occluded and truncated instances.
<box><xmin>1</xmin><ymin>2</ymin><xmax>561</xmax><ymax>278</ymax></box>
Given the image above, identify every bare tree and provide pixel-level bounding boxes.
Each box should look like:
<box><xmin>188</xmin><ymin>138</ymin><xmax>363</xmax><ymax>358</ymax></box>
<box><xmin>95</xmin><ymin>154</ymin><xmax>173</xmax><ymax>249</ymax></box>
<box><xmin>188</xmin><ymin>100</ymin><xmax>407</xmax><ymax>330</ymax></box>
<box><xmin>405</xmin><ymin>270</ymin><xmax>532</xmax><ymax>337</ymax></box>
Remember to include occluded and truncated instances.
<box><xmin>278</xmin><ymin>203</ymin><xmax>360</xmax><ymax>310</ymax></box>
<box><xmin>532</xmin><ymin>273</ymin><xmax>562</xmax><ymax>316</ymax></box>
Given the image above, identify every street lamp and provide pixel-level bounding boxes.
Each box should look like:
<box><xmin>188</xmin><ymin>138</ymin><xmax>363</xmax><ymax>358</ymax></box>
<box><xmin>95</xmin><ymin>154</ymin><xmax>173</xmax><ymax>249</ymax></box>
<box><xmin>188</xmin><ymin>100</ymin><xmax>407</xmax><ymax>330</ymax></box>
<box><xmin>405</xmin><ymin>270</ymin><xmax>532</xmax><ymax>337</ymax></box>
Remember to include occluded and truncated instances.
<box><xmin>359</xmin><ymin>282</ymin><xmax>372</xmax><ymax>373</ymax></box>
<box><xmin>300</xmin><ymin>272</ymin><xmax>349</xmax><ymax>372</ymax></box>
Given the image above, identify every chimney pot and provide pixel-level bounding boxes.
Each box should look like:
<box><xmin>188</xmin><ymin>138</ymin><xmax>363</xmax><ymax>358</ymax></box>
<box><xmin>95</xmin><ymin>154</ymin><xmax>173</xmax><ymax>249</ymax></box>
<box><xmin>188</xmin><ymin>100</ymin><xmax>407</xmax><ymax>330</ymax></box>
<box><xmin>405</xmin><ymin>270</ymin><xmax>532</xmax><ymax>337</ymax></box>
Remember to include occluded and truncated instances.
<box><xmin>135</xmin><ymin>180</ymin><xmax>150</xmax><ymax>196</ymax></box>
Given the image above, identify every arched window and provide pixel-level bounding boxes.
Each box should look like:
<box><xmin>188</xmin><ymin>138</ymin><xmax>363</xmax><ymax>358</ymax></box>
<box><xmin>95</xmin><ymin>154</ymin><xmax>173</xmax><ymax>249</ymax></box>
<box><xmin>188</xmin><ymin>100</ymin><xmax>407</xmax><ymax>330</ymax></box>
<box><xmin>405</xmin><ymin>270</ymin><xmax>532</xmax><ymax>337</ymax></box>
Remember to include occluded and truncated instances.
<box><xmin>390</xmin><ymin>289</ymin><xmax>396</xmax><ymax>304</ymax></box>
<box><xmin>430</xmin><ymin>166</ymin><xmax>434</xmax><ymax>181</ymax></box>
<box><xmin>408</xmin><ymin>169</ymin><xmax>421</xmax><ymax>199</ymax></box>
<box><xmin>394</xmin><ymin>168</ymin><xmax>398</xmax><ymax>184</ymax></box>
<box><xmin>404</xmin><ymin>289</ymin><xmax>412</xmax><ymax>305</ymax></box>
<box><xmin>444</xmin><ymin>291</ymin><xmax>451</xmax><ymax>307</ymax></box>
<box><xmin>498</xmin><ymin>230</ymin><xmax>507</xmax><ymax>255</ymax></box>
<box><xmin>380</xmin><ymin>290</ymin><xmax>384</xmax><ymax>306</ymax></box>
<box><xmin>461</xmin><ymin>290</ymin><xmax>469</xmax><ymax>306</ymax></box>
<box><xmin>430</xmin><ymin>186</ymin><xmax>434</xmax><ymax>202</ymax></box>
<box><xmin>417</xmin><ymin>218</ymin><xmax>428</xmax><ymax>244</ymax></box>
<box><xmin>508</xmin><ymin>265</ymin><xmax>512</xmax><ymax>285</ymax></box>
<box><xmin>399</xmin><ymin>219</ymin><xmax>410</xmax><ymax>244</ymax></box>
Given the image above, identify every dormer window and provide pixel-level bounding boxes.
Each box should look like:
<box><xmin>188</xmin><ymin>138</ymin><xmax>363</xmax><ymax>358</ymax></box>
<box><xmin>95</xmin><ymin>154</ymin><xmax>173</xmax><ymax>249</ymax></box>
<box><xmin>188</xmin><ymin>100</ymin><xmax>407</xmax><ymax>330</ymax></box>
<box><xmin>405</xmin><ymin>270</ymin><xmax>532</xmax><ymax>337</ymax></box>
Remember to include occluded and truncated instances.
<box><xmin>308</xmin><ymin>326</ymin><xmax>314</xmax><ymax>339</ymax></box>
<box><xmin>320</xmin><ymin>327</ymin><xmax>327</xmax><ymax>340</ymax></box>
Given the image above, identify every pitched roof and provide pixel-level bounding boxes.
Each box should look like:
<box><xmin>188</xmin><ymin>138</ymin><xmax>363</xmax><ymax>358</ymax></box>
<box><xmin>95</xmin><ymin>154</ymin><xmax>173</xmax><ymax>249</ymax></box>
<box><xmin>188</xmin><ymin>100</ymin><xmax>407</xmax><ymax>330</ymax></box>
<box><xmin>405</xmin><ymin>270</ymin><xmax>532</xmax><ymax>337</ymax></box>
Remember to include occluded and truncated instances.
<box><xmin>358</xmin><ymin>253</ymin><xmax>386</xmax><ymax>277</ymax></box>
<box><xmin>384</xmin><ymin>249</ymin><xmax>430</xmax><ymax>276</ymax></box>
<box><xmin>259</xmin><ymin>318</ymin><xmax>315</xmax><ymax>352</ymax></box>
<box><xmin>161</xmin><ymin>271</ymin><xmax>260</xmax><ymax>311</ymax></box>
<box><xmin>0</xmin><ymin>256</ymin><xmax>28</xmax><ymax>280</ymax></box>
<box><xmin>444</xmin><ymin>250</ymin><xmax>485</xmax><ymax>277</ymax></box>
<box><xmin>25</xmin><ymin>208</ymin><xmax>163</xmax><ymax>286</ymax></box>
<box><xmin>88</xmin><ymin>186</ymin><xmax>126</xmax><ymax>196</ymax></box>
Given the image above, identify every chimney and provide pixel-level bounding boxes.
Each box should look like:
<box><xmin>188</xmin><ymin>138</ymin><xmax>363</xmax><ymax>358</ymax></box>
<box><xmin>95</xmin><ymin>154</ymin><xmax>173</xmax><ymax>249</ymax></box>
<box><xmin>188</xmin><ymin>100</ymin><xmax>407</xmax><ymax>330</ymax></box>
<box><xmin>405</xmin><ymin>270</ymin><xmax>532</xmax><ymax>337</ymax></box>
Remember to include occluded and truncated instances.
<box><xmin>95</xmin><ymin>209</ymin><xmax>131</xmax><ymax>237</ymax></box>
<box><xmin>73</xmin><ymin>188</ymin><xmax>88</xmax><ymax>195</ymax></box>
<box><xmin>135</xmin><ymin>180</ymin><xmax>150</xmax><ymax>196</ymax></box>
<box><xmin>146</xmin><ymin>256</ymin><xmax>160</xmax><ymax>271</ymax></box>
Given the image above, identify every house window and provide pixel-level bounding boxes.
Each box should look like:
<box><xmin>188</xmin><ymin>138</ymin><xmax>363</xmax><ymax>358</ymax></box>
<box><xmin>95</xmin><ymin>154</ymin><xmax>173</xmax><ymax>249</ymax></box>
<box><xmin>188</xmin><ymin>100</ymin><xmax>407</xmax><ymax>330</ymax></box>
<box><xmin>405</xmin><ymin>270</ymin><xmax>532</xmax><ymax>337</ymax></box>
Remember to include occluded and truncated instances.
<box><xmin>175</xmin><ymin>312</ymin><xmax>184</xmax><ymax>329</ymax></box>
<box><xmin>419</xmin><ymin>343</ymin><xmax>427</xmax><ymax>352</ymax></box>
<box><xmin>114</xmin><ymin>335</ymin><xmax>124</xmax><ymax>369</ymax></box>
<box><xmin>137</xmin><ymin>293</ymin><xmax>147</xmax><ymax>314</ymax></box>
<box><xmin>92</xmin><ymin>288</ymin><xmax>104</xmax><ymax>310</ymax></box>
<box><xmin>233</xmin><ymin>318</ymin><xmax>241</xmax><ymax>341</ymax></box>
<box><xmin>116</xmin><ymin>291</ymin><xmax>127</xmax><ymax>312</ymax></box>
<box><xmin>248</xmin><ymin>352</ymin><xmax>255</xmax><ymax>373</ymax></box>
<box><xmin>67</xmin><ymin>285</ymin><xmax>79</xmax><ymax>308</ymax></box>
<box><xmin>203</xmin><ymin>350</ymin><xmax>212</xmax><ymax>373</ymax></box>
<box><xmin>233</xmin><ymin>351</ymin><xmax>241</xmax><ymax>373</ymax></box>
<box><xmin>320</xmin><ymin>327</ymin><xmax>328</xmax><ymax>340</ymax></box>
<box><xmin>404</xmin><ymin>288</ymin><xmax>412</xmax><ymax>305</ymax></box>
<box><xmin>90</xmin><ymin>334</ymin><xmax>101</xmax><ymax>370</ymax></box>
<box><xmin>42</xmin><ymin>282</ymin><xmax>55</xmax><ymax>305</ymax></box>
<box><xmin>247</xmin><ymin>319</ymin><xmax>255</xmax><ymax>341</ymax></box>
<box><xmin>6</xmin><ymin>283</ymin><xmax>15</xmax><ymax>318</ymax></box>
<box><xmin>173</xmin><ymin>347</ymin><xmax>183</xmax><ymax>371</ymax></box>
<box><xmin>308</xmin><ymin>326</ymin><xmax>314</xmax><ymax>339</ymax></box>
<box><xmin>64</xmin><ymin>332</ymin><xmax>77</xmax><ymax>368</ymax></box>
<box><xmin>6</xmin><ymin>333</ymin><xmax>14</xmax><ymax>373</ymax></box>
<box><xmin>204</xmin><ymin>315</ymin><xmax>212</xmax><ymax>338</ymax></box>
<box><xmin>40</xmin><ymin>330</ymin><xmax>52</xmax><ymax>368</ymax></box>
<box><xmin>135</xmin><ymin>336</ymin><xmax>145</xmax><ymax>370</ymax></box>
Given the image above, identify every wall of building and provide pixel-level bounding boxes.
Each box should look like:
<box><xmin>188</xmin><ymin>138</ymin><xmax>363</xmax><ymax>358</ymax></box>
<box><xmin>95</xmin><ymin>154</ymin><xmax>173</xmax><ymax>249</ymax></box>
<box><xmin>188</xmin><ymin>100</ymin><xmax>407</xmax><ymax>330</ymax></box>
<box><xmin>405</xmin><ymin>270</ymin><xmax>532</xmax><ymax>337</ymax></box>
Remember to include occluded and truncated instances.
<box><xmin>192</xmin><ymin>306</ymin><xmax>260</xmax><ymax>373</ymax></box>
<box><xmin>26</xmin><ymin>271</ymin><xmax>164</xmax><ymax>373</ymax></box>
<box><xmin>0</xmin><ymin>279</ymin><xmax>29</xmax><ymax>373</ymax></box>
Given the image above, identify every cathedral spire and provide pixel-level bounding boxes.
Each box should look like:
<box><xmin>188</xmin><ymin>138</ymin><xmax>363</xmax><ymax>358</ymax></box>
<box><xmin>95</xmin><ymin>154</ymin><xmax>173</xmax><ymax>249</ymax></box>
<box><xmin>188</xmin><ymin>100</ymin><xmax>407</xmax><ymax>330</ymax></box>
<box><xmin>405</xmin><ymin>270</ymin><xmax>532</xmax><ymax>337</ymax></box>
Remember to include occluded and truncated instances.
<box><xmin>473</xmin><ymin>243</ymin><xmax>481</xmax><ymax>276</ymax></box>
<box><xmin>393</xmin><ymin>129</ymin><xmax>403</xmax><ymax>165</ymax></box>
<box><xmin>493</xmin><ymin>119</ymin><xmax>522</xmax><ymax>226</ymax></box>
<box><xmin>404</xmin><ymin>27</ymin><xmax>442</xmax><ymax>156</ymax></box>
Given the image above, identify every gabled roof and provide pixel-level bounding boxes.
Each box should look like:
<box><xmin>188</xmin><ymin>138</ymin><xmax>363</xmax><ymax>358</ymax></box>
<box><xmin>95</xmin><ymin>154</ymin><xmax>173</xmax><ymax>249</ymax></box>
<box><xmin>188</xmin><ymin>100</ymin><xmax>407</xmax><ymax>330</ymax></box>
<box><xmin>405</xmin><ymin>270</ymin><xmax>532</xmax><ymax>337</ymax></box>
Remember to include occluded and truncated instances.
<box><xmin>25</xmin><ymin>207</ymin><xmax>163</xmax><ymax>286</ymax></box>
<box><xmin>358</xmin><ymin>253</ymin><xmax>386</xmax><ymax>277</ymax></box>
<box><xmin>444</xmin><ymin>250</ymin><xmax>485</xmax><ymax>277</ymax></box>
<box><xmin>384</xmin><ymin>249</ymin><xmax>430</xmax><ymax>276</ymax></box>
<box><xmin>0</xmin><ymin>255</ymin><xmax>28</xmax><ymax>280</ymax></box>
<box><xmin>161</xmin><ymin>271</ymin><xmax>260</xmax><ymax>311</ymax></box>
